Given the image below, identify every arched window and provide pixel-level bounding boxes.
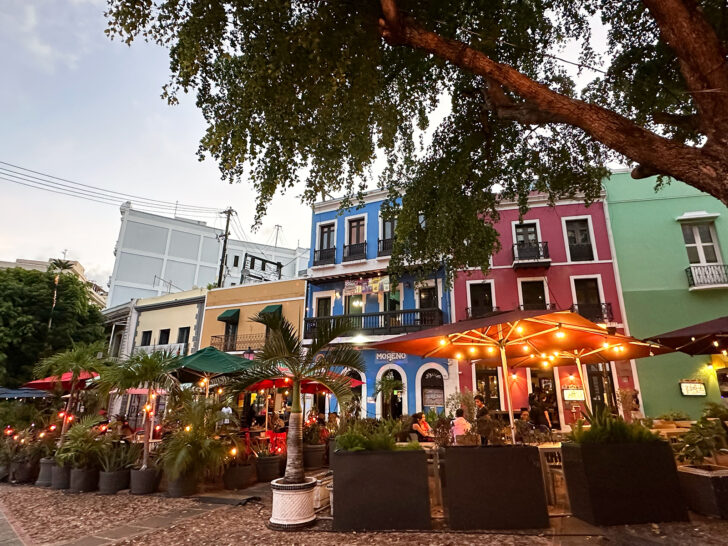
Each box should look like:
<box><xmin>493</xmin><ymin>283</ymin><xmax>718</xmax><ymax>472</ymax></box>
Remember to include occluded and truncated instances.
<box><xmin>380</xmin><ymin>369</ymin><xmax>403</xmax><ymax>419</ymax></box>
<box><xmin>421</xmin><ymin>369</ymin><xmax>445</xmax><ymax>414</ymax></box>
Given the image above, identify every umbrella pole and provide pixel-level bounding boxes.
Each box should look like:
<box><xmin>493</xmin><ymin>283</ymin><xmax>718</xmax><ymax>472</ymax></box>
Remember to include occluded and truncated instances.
<box><xmin>205</xmin><ymin>376</ymin><xmax>210</xmax><ymax>399</ymax></box>
<box><xmin>499</xmin><ymin>345</ymin><xmax>517</xmax><ymax>444</ymax></box>
<box><xmin>575</xmin><ymin>357</ymin><xmax>592</xmax><ymax>414</ymax></box>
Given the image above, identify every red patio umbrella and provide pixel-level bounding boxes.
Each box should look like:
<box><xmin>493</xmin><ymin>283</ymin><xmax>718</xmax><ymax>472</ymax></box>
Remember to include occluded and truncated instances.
<box><xmin>246</xmin><ymin>373</ymin><xmax>363</xmax><ymax>393</ymax></box>
<box><xmin>24</xmin><ymin>371</ymin><xmax>99</xmax><ymax>392</ymax></box>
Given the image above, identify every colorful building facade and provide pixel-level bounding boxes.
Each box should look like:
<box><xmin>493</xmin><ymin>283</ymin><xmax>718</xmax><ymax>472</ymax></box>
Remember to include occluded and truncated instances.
<box><xmin>305</xmin><ymin>190</ymin><xmax>458</xmax><ymax>419</ymax></box>
<box><xmin>605</xmin><ymin>171</ymin><xmax>728</xmax><ymax>418</ymax></box>
<box><xmin>453</xmin><ymin>193</ymin><xmax>638</xmax><ymax>429</ymax></box>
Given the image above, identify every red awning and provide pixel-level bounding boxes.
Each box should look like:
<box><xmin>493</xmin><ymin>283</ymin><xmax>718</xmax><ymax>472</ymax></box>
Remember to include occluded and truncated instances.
<box><xmin>24</xmin><ymin>371</ymin><xmax>99</xmax><ymax>392</ymax></box>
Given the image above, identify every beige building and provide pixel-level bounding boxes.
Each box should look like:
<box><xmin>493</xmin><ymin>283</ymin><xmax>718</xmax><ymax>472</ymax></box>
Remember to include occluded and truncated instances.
<box><xmin>199</xmin><ymin>279</ymin><xmax>306</xmax><ymax>354</ymax></box>
<box><xmin>132</xmin><ymin>288</ymin><xmax>207</xmax><ymax>356</ymax></box>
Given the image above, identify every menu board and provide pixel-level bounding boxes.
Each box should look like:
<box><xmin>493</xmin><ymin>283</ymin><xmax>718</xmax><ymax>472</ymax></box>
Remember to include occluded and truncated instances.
<box><xmin>423</xmin><ymin>388</ymin><xmax>445</xmax><ymax>407</ymax></box>
<box><xmin>562</xmin><ymin>386</ymin><xmax>585</xmax><ymax>401</ymax></box>
<box><xmin>679</xmin><ymin>380</ymin><xmax>707</xmax><ymax>396</ymax></box>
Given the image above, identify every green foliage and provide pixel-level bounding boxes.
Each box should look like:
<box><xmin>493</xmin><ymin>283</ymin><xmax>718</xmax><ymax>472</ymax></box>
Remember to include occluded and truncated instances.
<box><xmin>702</xmin><ymin>403</ymin><xmax>728</xmax><ymax>422</ymax></box>
<box><xmin>0</xmin><ymin>268</ymin><xmax>104</xmax><ymax>385</ymax></box>
<box><xmin>675</xmin><ymin>417</ymin><xmax>728</xmax><ymax>465</ymax></box>
<box><xmin>55</xmin><ymin>416</ymin><xmax>104</xmax><ymax>469</ymax></box>
<box><xmin>0</xmin><ymin>402</ymin><xmax>46</xmax><ymax>430</ymax></box>
<box><xmin>335</xmin><ymin>418</ymin><xmax>414</xmax><ymax>452</ymax></box>
<box><xmin>569</xmin><ymin>405</ymin><xmax>661</xmax><ymax>445</ymax></box>
<box><xmin>373</xmin><ymin>373</ymin><xmax>403</xmax><ymax>420</ymax></box>
<box><xmin>99</xmin><ymin>438</ymin><xmax>142</xmax><ymax>472</ymax></box>
<box><xmin>303</xmin><ymin>422</ymin><xmax>324</xmax><ymax>446</ymax></box>
<box><xmin>446</xmin><ymin>388</ymin><xmax>476</xmax><ymax>423</ymax></box>
<box><xmin>656</xmin><ymin>410</ymin><xmax>692</xmax><ymax>422</ymax></box>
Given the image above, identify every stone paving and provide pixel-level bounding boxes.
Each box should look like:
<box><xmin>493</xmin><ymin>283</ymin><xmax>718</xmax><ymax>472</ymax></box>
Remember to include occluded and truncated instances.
<box><xmin>0</xmin><ymin>510</ymin><xmax>23</xmax><ymax>546</ymax></box>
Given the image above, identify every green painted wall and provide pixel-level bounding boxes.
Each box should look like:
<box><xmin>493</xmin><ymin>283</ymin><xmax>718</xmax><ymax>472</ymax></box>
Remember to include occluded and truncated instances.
<box><xmin>605</xmin><ymin>172</ymin><xmax>728</xmax><ymax>418</ymax></box>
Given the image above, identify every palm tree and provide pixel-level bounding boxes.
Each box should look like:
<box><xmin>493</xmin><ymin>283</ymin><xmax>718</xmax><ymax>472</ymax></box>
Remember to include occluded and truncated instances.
<box><xmin>231</xmin><ymin>313</ymin><xmax>365</xmax><ymax>484</ymax></box>
<box><xmin>97</xmin><ymin>351</ymin><xmax>180</xmax><ymax>469</ymax></box>
<box><xmin>34</xmin><ymin>343</ymin><xmax>109</xmax><ymax>438</ymax></box>
<box><xmin>374</xmin><ymin>372</ymin><xmax>404</xmax><ymax>419</ymax></box>
<box><xmin>47</xmin><ymin>260</ymin><xmax>74</xmax><ymax>330</ymax></box>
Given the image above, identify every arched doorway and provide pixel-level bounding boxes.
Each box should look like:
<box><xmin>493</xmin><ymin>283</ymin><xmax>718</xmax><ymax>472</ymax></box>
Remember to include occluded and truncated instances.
<box><xmin>379</xmin><ymin>369</ymin><xmax>403</xmax><ymax>419</ymax></box>
<box><xmin>421</xmin><ymin>369</ymin><xmax>445</xmax><ymax>414</ymax></box>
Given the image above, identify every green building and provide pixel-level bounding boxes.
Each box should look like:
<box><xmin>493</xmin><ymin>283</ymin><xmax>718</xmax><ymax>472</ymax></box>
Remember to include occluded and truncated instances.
<box><xmin>605</xmin><ymin>171</ymin><xmax>728</xmax><ymax>418</ymax></box>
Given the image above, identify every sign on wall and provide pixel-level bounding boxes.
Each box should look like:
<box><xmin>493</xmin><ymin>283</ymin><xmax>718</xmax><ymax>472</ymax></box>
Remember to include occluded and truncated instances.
<box><xmin>679</xmin><ymin>380</ymin><xmax>707</xmax><ymax>397</ymax></box>
<box><xmin>343</xmin><ymin>276</ymin><xmax>391</xmax><ymax>296</ymax></box>
<box><xmin>375</xmin><ymin>352</ymin><xmax>407</xmax><ymax>364</ymax></box>
<box><xmin>423</xmin><ymin>388</ymin><xmax>445</xmax><ymax>407</ymax></box>
<box><xmin>562</xmin><ymin>385</ymin><xmax>585</xmax><ymax>401</ymax></box>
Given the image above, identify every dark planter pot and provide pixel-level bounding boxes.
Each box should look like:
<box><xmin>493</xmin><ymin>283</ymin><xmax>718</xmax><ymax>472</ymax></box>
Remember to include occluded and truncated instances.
<box><xmin>333</xmin><ymin>450</ymin><xmax>431</xmax><ymax>531</ymax></box>
<box><xmin>51</xmin><ymin>465</ymin><xmax>71</xmax><ymax>490</ymax></box>
<box><xmin>10</xmin><ymin>461</ymin><xmax>38</xmax><ymax>484</ymax></box>
<box><xmin>167</xmin><ymin>473</ymin><xmax>198</xmax><ymax>497</ymax></box>
<box><xmin>678</xmin><ymin>465</ymin><xmax>728</xmax><ymax>519</ymax></box>
<box><xmin>328</xmin><ymin>441</ymin><xmax>336</xmax><ymax>470</ymax></box>
<box><xmin>0</xmin><ymin>465</ymin><xmax>7</xmax><ymax>482</ymax></box>
<box><xmin>562</xmin><ymin>442</ymin><xmax>688</xmax><ymax>526</ymax></box>
<box><xmin>303</xmin><ymin>444</ymin><xmax>326</xmax><ymax>470</ymax></box>
<box><xmin>223</xmin><ymin>464</ymin><xmax>255</xmax><ymax>490</ymax></box>
<box><xmin>256</xmin><ymin>456</ymin><xmax>282</xmax><ymax>482</ymax></box>
<box><xmin>35</xmin><ymin>458</ymin><xmax>55</xmax><ymax>487</ymax></box>
<box><xmin>444</xmin><ymin>445</ymin><xmax>549</xmax><ymax>529</ymax></box>
<box><xmin>130</xmin><ymin>468</ymin><xmax>161</xmax><ymax>495</ymax></box>
<box><xmin>99</xmin><ymin>470</ymin><xmax>131</xmax><ymax>495</ymax></box>
<box><xmin>70</xmin><ymin>468</ymin><xmax>99</xmax><ymax>493</ymax></box>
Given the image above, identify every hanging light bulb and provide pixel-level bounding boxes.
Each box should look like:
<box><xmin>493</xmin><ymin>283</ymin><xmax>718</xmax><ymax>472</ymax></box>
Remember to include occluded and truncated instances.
<box><xmin>522</xmin><ymin>345</ymin><xmax>530</xmax><ymax>352</ymax></box>
<box><xmin>541</xmin><ymin>361</ymin><xmax>549</xmax><ymax>368</ymax></box>
<box><xmin>555</xmin><ymin>331</ymin><xmax>565</xmax><ymax>339</ymax></box>
<box><xmin>184</xmin><ymin>425</ymin><xmax>192</xmax><ymax>432</ymax></box>
<box><xmin>455</xmin><ymin>353</ymin><xmax>463</xmax><ymax>360</ymax></box>
<box><xmin>469</xmin><ymin>347</ymin><xmax>476</xmax><ymax>354</ymax></box>
<box><xmin>511</xmin><ymin>373</ymin><xmax>517</xmax><ymax>380</ymax></box>
<box><xmin>230</xmin><ymin>447</ymin><xmax>237</xmax><ymax>456</ymax></box>
<box><xmin>439</xmin><ymin>338</ymin><xmax>447</xmax><ymax>346</ymax></box>
<box><xmin>516</xmin><ymin>326</ymin><xmax>524</xmax><ymax>334</ymax></box>
<box><xmin>713</xmin><ymin>340</ymin><xmax>720</xmax><ymax>347</ymax></box>
<box><xmin>487</xmin><ymin>346</ymin><xmax>495</xmax><ymax>354</ymax></box>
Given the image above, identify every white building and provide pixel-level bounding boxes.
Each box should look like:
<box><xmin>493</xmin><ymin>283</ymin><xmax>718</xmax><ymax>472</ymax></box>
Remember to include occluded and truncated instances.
<box><xmin>106</xmin><ymin>204</ymin><xmax>308</xmax><ymax>308</ymax></box>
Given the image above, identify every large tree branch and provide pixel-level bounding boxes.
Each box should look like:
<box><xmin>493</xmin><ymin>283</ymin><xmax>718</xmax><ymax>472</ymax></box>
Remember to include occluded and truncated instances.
<box><xmin>480</xmin><ymin>83</ymin><xmax>570</xmax><ymax>125</ymax></box>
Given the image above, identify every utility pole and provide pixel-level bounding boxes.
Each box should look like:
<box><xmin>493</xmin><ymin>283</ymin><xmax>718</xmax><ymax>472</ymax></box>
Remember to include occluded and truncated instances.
<box><xmin>217</xmin><ymin>208</ymin><xmax>234</xmax><ymax>288</ymax></box>
<box><xmin>273</xmin><ymin>225</ymin><xmax>282</xmax><ymax>248</ymax></box>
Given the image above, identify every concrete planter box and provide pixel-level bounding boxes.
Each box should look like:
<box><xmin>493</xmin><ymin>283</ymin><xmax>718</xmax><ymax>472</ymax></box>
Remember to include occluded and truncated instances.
<box><xmin>10</xmin><ymin>461</ymin><xmax>38</xmax><ymax>484</ymax></box>
<box><xmin>562</xmin><ymin>442</ymin><xmax>688</xmax><ymax>525</ymax></box>
<box><xmin>303</xmin><ymin>444</ymin><xmax>326</xmax><ymax>470</ymax></box>
<box><xmin>444</xmin><ymin>445</ymin><xmax>549</xmax><ymax>529</ymax></box>
<box><xmin>678</xmin><ymin>465</ymin><xmax>728</xmax><ymax>519</ymax></box>
<box><xmin>223</xmin><ymin>464</ymin><xmax>256</xmax><ymax>490</ymax></box>
<box><xmin>99</xmin><ymin>470</ymin><xmax>131</xmax><ymax>495</ymax></box>
<box><xmin>130</xmin><ymin>468</ymin><xmax>161</xmax><ymax>495</ymax></box>
<box><xmin>51</xmin><ymin>464</ymin><xmax>71</xmax><ymax>490</ymax></box>
<box><xmin>70</xmin><ymin>468</ymin><xmax>99</xmax><ymax>493</ymax></box>
<box><xmin>167</xmin><ymin>473</ymin><xmax>198</xmax><ymax>497</ymax></box>
<box><xmin>35</xmin><ymin>458</ymin><xmax>54</xmax><ymax>487</ymax></box>
<box><xmin>333</xmin><ymin>450</ymin><xmax>430</xmax><ymax>531</ymax></box>
<box><xmin>256</xmin><ymin>456</ymin><xmax>282</xmax><ymax>482</ymax></box>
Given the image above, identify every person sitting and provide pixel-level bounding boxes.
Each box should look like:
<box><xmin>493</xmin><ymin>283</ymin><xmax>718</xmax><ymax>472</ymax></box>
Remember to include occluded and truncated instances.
<box><xmin>451</xmin><ymin>408</ymin><xmax>471</xmax><ymax>444</ymax></box>
<box><xmin>410</xmin><ymin>412</ymin><xmax>435</xmax><ymax>442</ymax></box>
<box><xmin>515</xmin><ymin>410</ymin><xmax>534</xmax><ymax>443</ymax></box>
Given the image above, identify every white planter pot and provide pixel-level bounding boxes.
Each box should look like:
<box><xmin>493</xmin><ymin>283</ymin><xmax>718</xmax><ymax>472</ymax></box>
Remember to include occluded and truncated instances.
<box><xmin>269</xmin><ymin>476</ymin><xmax>317</xmax><ymax>530</ymax></box>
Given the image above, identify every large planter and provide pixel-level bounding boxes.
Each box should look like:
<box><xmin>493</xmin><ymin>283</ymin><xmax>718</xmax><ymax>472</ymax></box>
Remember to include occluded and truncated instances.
<box><xmin>167</xmin><ymin>473</ymin><xmax>198</xmax><ymax>497</ymax></box>
<box><xmin>303</xmin><ymin>444</ymin><xmax>326</xmax><ymax>470</ymax></box>
<box><xmin>51</xmin><ymin>464</ymin><xmax>71</xmax><ymax>490</ymax></box>
<box><xmin>99</xmin><ymin>470</ymin><xmax>131</xmax><ymax>495</ymax></box>
<box><xmin>444</xmin><ymin>445</ymin><xmax>549</xmax><ymax>529</ymax></box>
<box><xmin>130</xmin><ymin>468</ymin><xmax>161</xmax><ymax>495</ymax></box>
<box><xmin>10</xmin><ymin>461</ymin><xmax>38</xmax><ymax>484</ymax></box>
<box><xmin>35</xmin><ymin>458</ymin><xmax>55</xmax><ymax>487</ymax></box>
<box><xmin>256</xmin><ymin>456</ymin><xmax>282</xmax><ymax>482</ymax></box>
<box><xmin>223</xmin><ymin>464</ymin><xmax>255</xmax><ymax>490</ymax></box>
<box><xmin>562</xmin><ymin>442</ymin><xmax>688</xmax><ymax>526</ymax></box>
<box><xmin>70</xmin><ymin>468</ymin><xmax>99</xmax><ymax>493</ymax></box>
<box><xmin>333</xmin><ymin>450</ymin><xmax>431</xmax><ymax>531</ymax></box>
<box><xmin>269</xmin><ymin>476</ymin><xmax>317</xmax><ymax>530</ymax></box>
<box><xmin>678</xmin><ymin>465</ymin><xmax>728</xmax><ymax>519</ymax></box>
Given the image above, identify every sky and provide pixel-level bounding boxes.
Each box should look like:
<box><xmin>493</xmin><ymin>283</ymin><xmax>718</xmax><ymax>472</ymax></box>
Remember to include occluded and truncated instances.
<box><xmin>0</xmin><ymin>0</ymin><xmax>313</xmax><ymax>286</ymax></box>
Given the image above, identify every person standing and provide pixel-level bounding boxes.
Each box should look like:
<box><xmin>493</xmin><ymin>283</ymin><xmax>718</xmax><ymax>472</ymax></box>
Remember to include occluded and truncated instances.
<box><xmin>529</xmin><ymin>393</ymin><xmax>552</xmax><ymax>431</ymax></box>
<box><xmin>474</xmin><ymin>395</ymin><xmax>490</xmax><ymax>445</ymax></box>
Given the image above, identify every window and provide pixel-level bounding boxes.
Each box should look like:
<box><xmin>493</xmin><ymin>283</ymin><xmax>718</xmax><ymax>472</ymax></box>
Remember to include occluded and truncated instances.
<box><xmin>141</xmin><ymin>330</ymin><xmax>152</xmax><ymax>346</ymax></box>
<box><xmin>418</xmin><ymin>286</ymin><xmax>438</xmax><ymax>309</ymax></box>
<box><xmin>177</xmin><ymin>327</ymin><xmax>190</xmax><ymax>344</ymax></box>
<box><xmin>682</xmin><ymin>223</ymin><xmax>720</xmax><ymax>264</ymax></box>
<box><xmin>382</xmin><ymin>216</ymin><xmax>397</xmax><ymax>240</ymax></box>
<box><xmin>565</xmin><ymin>219</ymin><xmax>594</xmax><ymax>261</ymax></box>
<box><xmin>573</xmin><ymin>278</ymin><xmax>603</xmax><ymax>322</ymax></box>
<box><xmin>515</xmin><ymin>222</ymin><xmax>538</xmax><ymax>245</ymax></box>
<box><xmin>468</xmin><ymin>283</ymin><xmax>494</xmax><ymax>317</ymax></box>
<box><xmin>233</xmin><ymin>255</ymin><xmax>240</xmax><ymax>267</ymax></box>
<box><xmin>384</xmin><ymin>290</ymin><xmax>400</xmax><ymax>312</ymax></box>
<box><xmin>520</xmin><ymin>280</ymin><xmax>547</xmax><ymax>310</ymax></box>
<box><xmin>158</xmin><ymin>329</ymin><xmax>170</xmax><ymax>345</ymax></box>
<box><xmin>348</xmin><ymin>218</ymin><xmax>365</xmax><ymax>245</ymax></box>
<box><xmin>345</xmin><ymin>294</ymin><xmax>363</xmax><ymax>315</ymax></box>
<box><xmin>319</xmin><ymin>223</ymin><xmax>335</xmax><ymax>250</ymax></box>
<box><xmin>316</xmin><ymin>296</ymin><xmax>332</xmax><ymax>317</ymax></box>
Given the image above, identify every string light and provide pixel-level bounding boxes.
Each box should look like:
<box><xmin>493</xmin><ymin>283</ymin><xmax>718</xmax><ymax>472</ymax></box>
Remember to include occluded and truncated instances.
<box><xmin>184</xmin><ymin>425</ymin><xmax>192</xmax><ymax>432</ymax></box>
<box><xmin>522</xmin><ymin>345</ymin><xmax>530</xmax><ymax>352</ymax></box>
<box><xmin>58</xmin><ymin>411</ymin><xmax>65</xmax><ymax>418</ymax></box>
<box><xmin>549</xmin><ymin>355</ymin><xmax>555</xmax><ymax>361</ymax></box>
<box><xmin>151</xmin><ymin>393</ymin><xmax>157</xmax><ymax>399</ymax></box>
<box><xmin>49</xmin><ymin>425</ymin><xmax>57</xmax><ymax>431</ymax></box>
<box><xmin>155</xmin><ymin>425</ymin><xmax>161</xmax><ymax>431</ymax></box>
<box><xmin>217</xmin><ymin>388</ymin><xmax>223</xmax><ymax>394</ymax></box>
<box><xmin>707</xmin><ymin>364</ymin><xmax>714</xmax><ymax>370</ymax></box>
<box><xmin>487</xmin><ymin>346</ymin><xmax>495</xmax><ymax>354</ymax></box>
<box><xmin>439</xmin><ymin>338</ymin><xmax>447</xmax><ymax>346</ymax></box>
<box><xmin>713</xmin><ymin>340</ymin><xmax>720</xmax><ymax>347</ymax></box>
<box><xmin>67</xmin><ymin>415</ymin><xmax>74</xmax><ymax>422</ymax></box>
<box><xmin>39</xmin><ymin>432</ymin><xmax>45</xmax><ymax>438</ymax></box>
<box><xmin>541</xmin><ymin>361</ymin><xmax>549</xmax><ymax>368</ymax></box>
<box><xmin>12</xmin><ymin>435</ymin><xmax>18</xmax><ymax>441</ymax></box>
<box><xmin>569</xmin><ymin>374</ymin><xmax>575</xmax><ymax>381</ymax></box>
<box><xmin>230</xmin><ymin>447</ymin><xmax>237</xmax><ymax>456</ymax></box>
<box><xmin>284</xmin><ymin>390</ymin><xmax>289</xmax><ymax>395</ymax></box>
<box><xmin>723</xmin><ymin>350</ymin><xmax>727</xmax><ymax>356</ymax></box>
<box><xmin>469</xmin><ymin>347</ymin><xmax>476</xmax><ymax>354</ymax></box>
<box><xmin>455</xmin><ymin>353</ymin><xmax>463</xmax><ymax>360</ymax></box>
<box><xmin>511</xmin><ymin>373</ymin><xmax>517</xmax><ymax>380</ymax></box>
<box><xmin>259</xmin><ymin>389</ymin><xmax>265</xmax><ymax>394</ymax></box>
<box><xmin>602</xmin><ymin>341</ymin><xmax>609</xmax><ymax>348</ymax></box>
<box><xmin>516</xmin><ymin>326</ymin><xmax>524</xmax><ymax>334</ymax></box>
<box><xmin>555</xmin><ymin>331</ymin><xmax>565</xmax><ymax>339</ymax></box>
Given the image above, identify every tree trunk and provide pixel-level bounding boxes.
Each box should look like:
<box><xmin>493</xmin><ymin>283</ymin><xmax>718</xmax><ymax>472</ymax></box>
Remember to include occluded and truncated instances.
<box><xmin>59</xmin><ymin>380</ymin><xmax>77</xmax><ymax>441</ymax></box>
<box><xmin>141</xmin><ymin>386</ymin><xmax>153</xmax><ymax>470</ymax></box>
<box><xmin>283</xmin><ymin>380</ymin><xmax>304</xmax><ymax>484</ymax></box>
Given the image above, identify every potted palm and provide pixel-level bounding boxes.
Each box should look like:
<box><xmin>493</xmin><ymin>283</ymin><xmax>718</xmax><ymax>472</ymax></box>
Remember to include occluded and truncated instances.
<box><xmin>34</xmin><ymin>425</ymin><xmax>59</xmax><ymax>487</ymax></box>
<box><xmin>98</xmin><ymin>351</ymin><xmax>179</xmax><ymax>495</ymax></box>
<box><xmin>231</xmin><ymin>313</ymin><xmax>365</xmax><ymax>530</ymax></box>
<box><xmin>253</xmin><ymin>441</ymin><xmax>283</xmax><ymax>482</ymax></box>
<box><xmin>99</xmin><ymin>438</ymin><xmax>142</xmax><ymax>494</ymax></box>
<box><xmin>7</xmin><ymin>430</ymin><xmax>40</xmax><ymax>484</ymax></box>
<box><xmin>223</xmin><ymin>437</ymin><xmax>256</xmax><ymax>490</ymax></box>
<box><xmin>55</xmin><ymin>416</ymin><xmax>104</xmax><ymax>493</ymax></box>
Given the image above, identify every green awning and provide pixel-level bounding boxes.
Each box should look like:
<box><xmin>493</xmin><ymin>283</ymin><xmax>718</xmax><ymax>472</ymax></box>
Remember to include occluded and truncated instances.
<box><xmin>217</xmin><ymin>309</ymin><xmax>240</xmax><ymax>322</ymax></box>
<box><xmin>260</xmin><ymin>304</ymin><xmax>282</xmax><ymax>317</ymax></box>
<box><xmin>174</xmin><ymin>346</ymin><xmax>254</xmax><ymax>379</ymax></box>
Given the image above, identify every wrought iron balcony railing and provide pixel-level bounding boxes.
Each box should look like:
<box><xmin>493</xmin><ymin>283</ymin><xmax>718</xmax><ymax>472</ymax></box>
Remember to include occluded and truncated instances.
<box><xmin>686</xmin><ymin>264</ymin><xmax>728</xmax><ymax>288</ymax></box>
<box><xmin>304</xmin><ymin>308</ymin><xmax>443</xmax><ymax>339</ymax></box>
<box><xmin>313</xmin><ymin>247</ymin><xmax>336</xmax><ymax>266</ymax></box>
<box><xmin>569</xmin><ymin>243</ymin><xmax>594</xmax><ymax>262</ymax></box>
<box><xmin>343</xmin><ymin>242</ymin><xmax>367</xmax><ymax>262</ymax></box>
<box><xmin>378</xmin><ymin>238</ymin><xmax>394</xmax><ymax>257</ymax></box>
<box><xmin>512</xmin><ymin>242</ymin><xmax>550</xmax><ymax>267</ymax></box>
<box><xmin>465</xmin><ymin>306</ymin><xmax>500</xmax><ymax>320</ymax></box>
<box><xmin>518</xmin><ymin>303</ymin><xmax>557</xmax><ymax>311</ymax></box>
<box><xmin>210</xmin><ymin>333</ymin><xmax>266</xmax><ymax>352</ymax></box>
<box><xmin>570</xmin><ymin>302</ymin><xmax>614</xmax><ymax>324</ymax></box>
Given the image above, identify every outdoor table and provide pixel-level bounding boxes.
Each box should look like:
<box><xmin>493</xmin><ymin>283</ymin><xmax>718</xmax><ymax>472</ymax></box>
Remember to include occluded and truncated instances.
<box><xmin>656</xmin><ymin>428</ymin><xmax>690</xmax><ymax>443</ymax></box>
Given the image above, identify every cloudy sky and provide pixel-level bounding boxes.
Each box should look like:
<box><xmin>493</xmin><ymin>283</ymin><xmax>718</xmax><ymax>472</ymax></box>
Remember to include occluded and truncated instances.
<box><xmin>0</xmin><ymin>0</ymin><xmax>313</xmax><ymax>286</ymax></box>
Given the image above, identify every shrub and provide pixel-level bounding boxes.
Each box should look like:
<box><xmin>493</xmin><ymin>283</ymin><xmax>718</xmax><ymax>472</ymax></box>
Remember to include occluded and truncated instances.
<box><xmin>569</xmin><ymin>405</ymin><xmax>660</xmax><ymax>444</ymax></box>
<box><xmin>656</xmin><ymin>410</ymin><xmax>691</xmax><ymax>421</ymax></box>
<box><xmin>675</xmin><ymin>417</ymin><xmax>728</xmax><ymax>465</ymax></box>
<box><xmin>702</xmin><ymin>402</ymin><xmax>728</xmax><ymax>422</ymax></box>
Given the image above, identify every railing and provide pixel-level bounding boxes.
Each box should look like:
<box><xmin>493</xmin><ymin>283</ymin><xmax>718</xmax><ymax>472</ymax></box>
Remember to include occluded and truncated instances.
<box><xmin>466</xmin><ymin>306</ymin><xmax>500</xmax><ymax>319</ymax></box>
<box><xmin>134</xmin><ymin>343</ymin><xmax>188</xmax><ymax>356</ymax></box>
<box><xmin>686</xmin><ymin>264</ymin><xmax>728</xmax><ymax>288</ymax></box>
<box><xmin>570</xmin><ymin>302</ymin><xmax>613</xmax><ymax>324</ymax></box>
<box><xmin>518</xmin><ymin>303</ymin><xmax>557</xmax><ymax>311</ymax></box>
<box><xmin>304</xmin><ymin>308</ymin><xmax>444</xmax><ymax>339</ymax></box>
<box><xmin>378</xmin><ymin>238</ymin><xmax>394</xmax><ymax>256</ymax></box>
<box><xmin>343</xmin><ymin>242</ymin><xmax>367</xmax><ymax>262</ymax></box>
<box><xmin>313</xmin><ymin>247</ymin><xmax>336</xmax><ymax>266</ymax></box>
<box><xmin>210</xmin><ymin>333</ymin><xmax>266</xmax><ymax>352</ymax></box>
<box><xmin>512</xmin><ymin>242</ymin><xmax>550</xmax><ymax>263</ymax></box>
<box><xmin>569</xmin><ymin>243</ymin><xmax>594</xmax><ymax>262</ymax></box>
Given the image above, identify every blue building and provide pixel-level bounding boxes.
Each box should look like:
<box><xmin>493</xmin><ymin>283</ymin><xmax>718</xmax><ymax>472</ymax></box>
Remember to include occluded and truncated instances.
<box><xmin>304</xmin><ymin>189</ymin><xmax>458</xmax><ymax>419</ymax></box>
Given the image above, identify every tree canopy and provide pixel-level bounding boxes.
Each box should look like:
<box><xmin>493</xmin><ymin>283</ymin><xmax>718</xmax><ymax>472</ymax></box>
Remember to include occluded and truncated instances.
<box><xmin>0</xmin><ymin>268</ymin><xmax>105</xmax><ymax>386</ymax></box>
<box><xmin>105</xmin><ymin>1</ymin><xmax>728</xmax><ymax>276</ymax></box>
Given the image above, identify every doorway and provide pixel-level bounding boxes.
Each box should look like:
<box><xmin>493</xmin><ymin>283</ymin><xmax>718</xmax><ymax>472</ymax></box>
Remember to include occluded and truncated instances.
<box><xmin>380</xmin><ymin>369</ymin><xmax>403</xmax><ymax>419</ymax></box>
<box><xmin>586</xmin><ymin>362</ymin><xmax>617</xmax><ymax>411</ymax></box>
<box><xmin>475</xmin><ymin>367</ymin><xmax>501</xmax><ymax>410</ymax></box>
<box><xmin>520</xmin><ymin>280</ymin><xmax>547</xmax><ymax>310</ymax></box>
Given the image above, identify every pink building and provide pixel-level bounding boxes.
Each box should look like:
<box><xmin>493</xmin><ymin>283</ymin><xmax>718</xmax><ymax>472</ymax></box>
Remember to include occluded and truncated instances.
<box><xmin>454</xmin><ymin>194</ymin><xmax>638</xmax><ymax>429</ymax></box>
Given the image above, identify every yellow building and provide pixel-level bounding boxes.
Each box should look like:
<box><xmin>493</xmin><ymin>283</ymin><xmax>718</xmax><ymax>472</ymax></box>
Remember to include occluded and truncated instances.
<box><xmin>199</xmin><ymin>279</ymin><xmax>306</xmax><ymax>354</ymax></box>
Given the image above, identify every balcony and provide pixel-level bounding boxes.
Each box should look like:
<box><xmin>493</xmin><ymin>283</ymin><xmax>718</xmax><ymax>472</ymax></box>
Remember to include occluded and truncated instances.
<box><xmin>378</xmin><ymin>238</ymin><xmax>394</xmax><ymax>257</ymax></box>
<box><xmin>512</xmin><ymin>242</ymin><xmax>551</xmax><ymax>269</ymax></box>
<box><xmin>686</xmin><ymin>264</ymin><xmax>728</xmax><ymax>289</ymax></box>
<box><xmin>466</xmin><ymin>306</ymin><xmax>500</xmax><ymax>320</ymax></box>
<box><xmin>569</xmin><ymin>243</ymin><xmax>594</xmax><ymax>262</ymax></box>
<box><xmin>313</xmin><ymin>247</ymin><xmax>336</xmax><ymax>266</ymax></box>
<box><xmin>343</xmin><ymin>242</ymin><xmax>367</xmax><ymax>262</ymax></box>
<box><xmin>570</xmin><ymin>303</ymin><xmax>613</xmax><ymax>324</ymax></box>
<box><xmin>304</xmin><ymin>308</ymin><xmax>444</xmax><ymax>339</ymax></box>
<box><xmin>134</xmin><ymin>343</ymin><xmax>188</xmax><ymax>356</ymax></box>
<box><xmin>518</xmin><ymin>303</ymin><xmax>557</xmax><ymax>312</ymax></box>
<box><xmin>210</xmin><ymin>333</ymin><xmax>266</xmax><ymax>352</ymax></box>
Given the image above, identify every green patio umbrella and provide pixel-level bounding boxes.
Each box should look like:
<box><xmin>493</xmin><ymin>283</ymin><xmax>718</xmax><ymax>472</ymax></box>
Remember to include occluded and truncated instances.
<box><xmin>174</xmin><ymin>346</ymin><xmax>254</xmax><ymax>397</ymax></box>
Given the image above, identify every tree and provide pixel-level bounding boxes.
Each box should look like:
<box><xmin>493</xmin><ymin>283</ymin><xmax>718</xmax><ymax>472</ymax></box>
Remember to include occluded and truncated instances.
<box><xmin>105</xmin><ymin>1</ymin><xmax>728</xmax><ymax>276</ymax></box>
<box><xmin>230</xmin><ymin>313</ymin><xmax>365</xmax><ymax>484</ymax></box>
<box><xmin>97</xmin><ymin>351</ymin><xmax>180</xmax><ymax>470</ymax></box>
<box><xmin>0</xmin><ymin>268</ymin><xmax>105</xmax><ymax>386</ymax></box>
<box><xmin>374</xmin><ymin>372</ymin><xmax>404</xmax><ymax>419</ymax></box>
